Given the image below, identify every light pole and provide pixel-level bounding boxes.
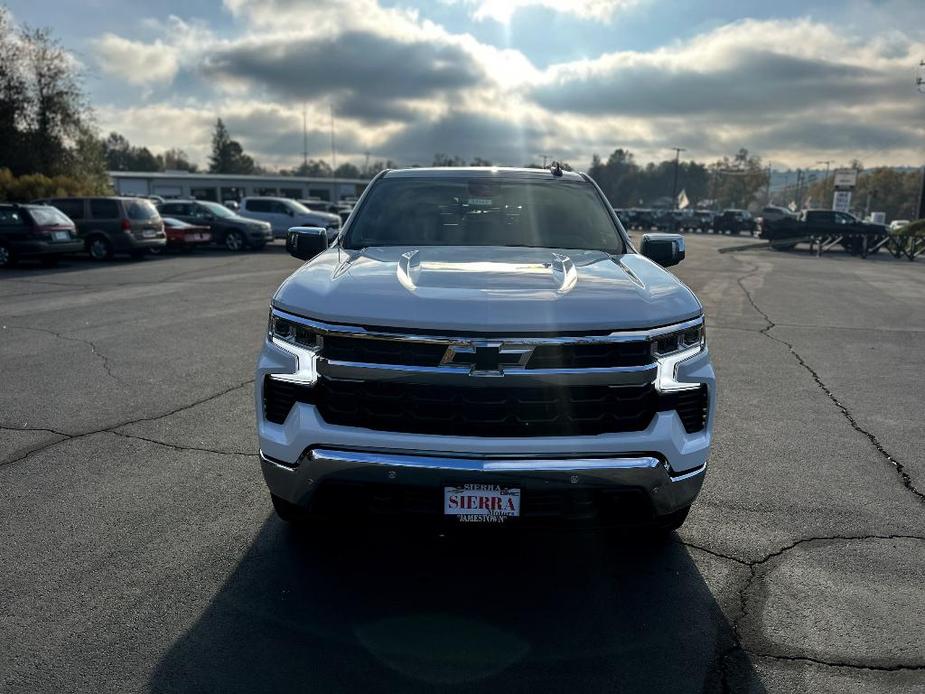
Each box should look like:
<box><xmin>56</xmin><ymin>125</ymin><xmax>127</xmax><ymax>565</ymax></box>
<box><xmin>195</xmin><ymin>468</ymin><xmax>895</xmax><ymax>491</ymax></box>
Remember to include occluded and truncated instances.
<box><xmin>816</xmin><ymin>160</ymin><xmax>834</xmax><ymax>207</ymax></box>
<box><xmin>670</xmin><ymin>147</ymin><xmax>686</xmax><ymax>209</ymax></box>
<box><xmin>330</xmin><ymin>103</ymin><xmax>337</xmax><ymax>201</ymax></box>
<box><xmin>765</xmin><ymin>161</ymin><xmax>772</xmax><ymax>205</ymax></box>
<box><xmin>915</xmin><ymin>60</ymin><xmax>925</xmax><ymax>218</ymax></box>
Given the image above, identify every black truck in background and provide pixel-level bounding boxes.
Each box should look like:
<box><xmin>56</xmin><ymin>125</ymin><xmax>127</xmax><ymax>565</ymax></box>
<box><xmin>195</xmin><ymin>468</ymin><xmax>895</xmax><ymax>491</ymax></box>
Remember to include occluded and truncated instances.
<box><xmin>759</xmin><ymin>209</ymin><xmax>888</xmax><ymax>254</ymax></box>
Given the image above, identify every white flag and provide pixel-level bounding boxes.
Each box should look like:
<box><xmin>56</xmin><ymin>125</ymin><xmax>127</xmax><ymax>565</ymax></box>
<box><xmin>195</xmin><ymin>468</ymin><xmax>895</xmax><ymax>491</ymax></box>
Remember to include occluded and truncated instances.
<box><xmin>677</xmin><ymin>189</ymin><xmax>690</xmax><ymax>209</ymax></box>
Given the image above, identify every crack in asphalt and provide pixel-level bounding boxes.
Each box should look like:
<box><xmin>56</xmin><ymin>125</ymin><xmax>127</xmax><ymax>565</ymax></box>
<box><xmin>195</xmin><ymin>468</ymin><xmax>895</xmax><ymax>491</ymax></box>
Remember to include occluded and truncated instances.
<box><xmin>3</xmin><ymin>323</ymin><xmax>124</xmax><ymax>384</ymax></box>
<box><xmin>0</xmin><ymin>379</ymin><xmax>255</xmax><ymax>468</ymax></box>
<box><xmin>714</xmin><ymin>533</ymin><xmax>925</xmax><ymax>687</ymax></box>
<box><xmin>734</xmin><ymin>261</ymin><xmax>924</xmax><ymax>503</ymax></box>
<box><xmin>752</xmin><ymin>651</ymin><xmax>925</xmax><ymax>672</ymax></box>
<box><xmin>676</xmin><ymin>539</ymin><xmax>751</xmax><ymax>566</ymax></box>
<box><xmin>108</xmin><ymin>429</ymin><xmax>253</xmax><ymax>456</ymax></box>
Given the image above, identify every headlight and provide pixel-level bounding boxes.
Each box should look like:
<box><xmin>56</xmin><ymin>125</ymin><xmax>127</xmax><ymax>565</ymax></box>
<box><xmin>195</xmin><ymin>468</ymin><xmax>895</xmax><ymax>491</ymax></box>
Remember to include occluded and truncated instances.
<box><xmin>652</xmin><ymin>321</ymin><xmax>705</xmax><ymax>393</ymax></box>
<box><xmin>267</xmin><ymin>312</ymin><xmax>320</xmax><ymax>385</ymax></box>
<box><xmin>652</xmin><ymin>323</ymin><xmax>704</xmax><ymax>357</ymax></box>
<box><xmin>268</xmin><ymin>313</ymin><xmax>320</xmax><ymax>351</ymax></box>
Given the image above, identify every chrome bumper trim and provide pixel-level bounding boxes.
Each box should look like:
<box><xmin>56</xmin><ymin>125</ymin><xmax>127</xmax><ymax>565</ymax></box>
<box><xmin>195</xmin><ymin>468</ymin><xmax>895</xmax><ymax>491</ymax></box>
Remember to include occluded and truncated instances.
<box><xmin>259</xmin><ymin>448</ymin><xmax>707</xmax><ymax>516</ymax></box>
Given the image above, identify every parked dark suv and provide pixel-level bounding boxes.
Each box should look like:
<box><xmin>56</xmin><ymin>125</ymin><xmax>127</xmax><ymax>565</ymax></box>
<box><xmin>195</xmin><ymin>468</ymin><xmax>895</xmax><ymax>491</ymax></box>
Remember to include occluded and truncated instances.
<box><xmin>713</xmin><ymin>209</ymin><xmax>757</xmax><ymax>235</ymax></box>
<box><xmin>156</xmin><ymin>200</ymin><xmax>273</xmax><ymax>252</ymax></box>
<box><xmin>34</xmin><ymin>197</ymin><xmax>166</xmax><ymax>260</ymax></box>
<box><xmin>0</xmin><ymin>203</ymin><xmax>84</xmax><ymax>267</ymax></box>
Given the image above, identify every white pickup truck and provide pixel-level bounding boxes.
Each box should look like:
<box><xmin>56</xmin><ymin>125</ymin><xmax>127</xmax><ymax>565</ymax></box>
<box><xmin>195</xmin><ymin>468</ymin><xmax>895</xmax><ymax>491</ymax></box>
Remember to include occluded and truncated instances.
<box><xmin>255</xmin><ymin>167</ymin><xmax>715</xmax><ymax>534</ymax></box>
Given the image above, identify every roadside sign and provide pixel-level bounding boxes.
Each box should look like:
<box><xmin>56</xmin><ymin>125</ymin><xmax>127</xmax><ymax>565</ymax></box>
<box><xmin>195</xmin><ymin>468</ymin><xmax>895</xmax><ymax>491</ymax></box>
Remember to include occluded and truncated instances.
<box><xmin>832</xmin><ymin>190</ymin><xmax>852</xmax><ymax>213</ymax></box>
<box><xmin>832</xmin><ymin>169</ymin><xmax>858</xmax><ymax>189</ymax></box>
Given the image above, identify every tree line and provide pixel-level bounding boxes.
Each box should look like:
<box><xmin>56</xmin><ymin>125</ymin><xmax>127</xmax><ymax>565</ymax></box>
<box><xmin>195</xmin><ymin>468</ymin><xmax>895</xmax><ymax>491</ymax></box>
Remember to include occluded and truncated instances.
<box><xmin>0</xmin><ymin>7</ymin><xmax>109</xmax><ymax>196</ymax></box>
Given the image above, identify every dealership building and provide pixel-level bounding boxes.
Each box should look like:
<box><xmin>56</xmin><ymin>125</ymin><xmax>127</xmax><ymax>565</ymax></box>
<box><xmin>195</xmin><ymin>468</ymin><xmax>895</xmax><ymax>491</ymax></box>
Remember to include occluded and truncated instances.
<box><xmin>108</xmin><ymin>171</ymin><xmax>370</xmax><ymax>203</ymax></box>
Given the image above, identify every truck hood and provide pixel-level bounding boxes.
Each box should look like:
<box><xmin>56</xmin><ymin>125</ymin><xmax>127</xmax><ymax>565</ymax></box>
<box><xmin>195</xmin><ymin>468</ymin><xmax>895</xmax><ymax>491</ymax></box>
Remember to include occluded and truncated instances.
<box><xmin>272</xmin><ymin>246</ymin><xmax>702</xmax><ymax>332</ymax></box>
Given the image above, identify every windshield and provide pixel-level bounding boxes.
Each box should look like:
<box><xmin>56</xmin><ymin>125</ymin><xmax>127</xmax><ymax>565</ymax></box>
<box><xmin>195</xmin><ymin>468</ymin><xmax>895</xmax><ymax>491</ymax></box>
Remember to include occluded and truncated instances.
<box><xmin>344</xmin><ymin>177</ymin><xmax>624</xmax><ymax>253</ymax></box>
<box><xmin>199</xmin><ymin>201</ymin><xmax>240</xmax><ymax>219</ymax></box>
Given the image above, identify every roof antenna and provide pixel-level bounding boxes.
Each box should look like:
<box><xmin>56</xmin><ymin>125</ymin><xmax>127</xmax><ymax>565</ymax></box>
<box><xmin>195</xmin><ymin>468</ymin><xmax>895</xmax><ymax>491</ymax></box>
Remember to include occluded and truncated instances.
<box><xmin>550</xmin><ymin>161</ymin><xmax>563</xmax><ymax>177</ymax></box>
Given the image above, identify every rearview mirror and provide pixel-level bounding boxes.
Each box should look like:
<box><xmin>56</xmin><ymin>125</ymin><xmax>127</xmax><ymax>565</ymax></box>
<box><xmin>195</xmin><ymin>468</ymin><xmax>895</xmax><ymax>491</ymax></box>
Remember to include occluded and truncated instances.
<box><xmin>640</xmin><ymin>233</ymin><xmax>685</xmax><ymax>267</ymax></box>
<box><xmin>286</xmin><ymin>226</ymin><xmax>328</xmax><ymax>261</ymax></box>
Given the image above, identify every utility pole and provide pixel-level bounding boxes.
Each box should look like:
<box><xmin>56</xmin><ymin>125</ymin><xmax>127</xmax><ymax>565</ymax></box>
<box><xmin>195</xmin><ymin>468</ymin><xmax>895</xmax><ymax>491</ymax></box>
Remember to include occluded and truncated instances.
<box><xmin>330</xmin><ymin>103</ymin><xmax>337</xmax><ymax>200</ymax></box>
<box><xmin>765</xmin><ymin>161</ymin><xmax>772</xmax><ymax>205</ymax></box>
<box><xmin>301</xmin><ymin>104</ymin><xmax>308</xmax><ymax>169</ymax></box>
<box><xmin>816</xmin><ymin>160</ymin><xmax>834</xmax><ymax>207</ymax></box>
<box><xmin>670</xmin><ymin>147</ymin><xmax>686</xmax><ymax>209</ymax></box>
<box><xmin>916</xmin><ymin>60</ymin><xmax>925</xmax><ymax>218</ymax></box>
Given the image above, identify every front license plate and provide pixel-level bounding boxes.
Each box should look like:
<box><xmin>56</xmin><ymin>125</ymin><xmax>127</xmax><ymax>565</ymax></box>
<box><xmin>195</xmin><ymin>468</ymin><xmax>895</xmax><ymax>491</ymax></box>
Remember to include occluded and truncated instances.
<box><xmin>444</xmin><ymin>484</ymin><xmax>520</xmax><ymax>523</ymax></box>
<box><xmin>52</xmin><ymin>230</ymin><xmax>69</xmax><ymax>241</ymax></box>
<box><xmin>142</xmin><ymin>229</ymin><xmax>157</xmax><ymax>238</ymax></box>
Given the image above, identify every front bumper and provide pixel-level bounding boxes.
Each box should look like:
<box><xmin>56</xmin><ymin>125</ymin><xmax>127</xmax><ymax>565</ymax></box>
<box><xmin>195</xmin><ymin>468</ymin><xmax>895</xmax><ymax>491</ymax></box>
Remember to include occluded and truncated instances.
<box><xmin>249</xmin><ymin>227</ymin><xmax>273</xmax><ymax>242</ymax></box>
<box><xmin>260</xmin><ymin>447</ymin><xmax>706</xmax><ymax>520</ymax></box>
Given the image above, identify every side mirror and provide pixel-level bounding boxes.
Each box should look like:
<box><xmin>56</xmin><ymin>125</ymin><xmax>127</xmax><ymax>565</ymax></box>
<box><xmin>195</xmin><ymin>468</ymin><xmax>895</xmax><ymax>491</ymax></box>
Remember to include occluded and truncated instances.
<box><xmin>286</xmin><ymin>208</ymin><xmax>295</xmax><ymax>216</ymax></box>
<box><xmin>640</xmin><ymin>233</ymin><xmax>685</xmax><ymax>267</ymax></box>
<box><xmin>286</xmin><ymin>226</ymin><xmax>328</xmax><ymax>261</ymax></box>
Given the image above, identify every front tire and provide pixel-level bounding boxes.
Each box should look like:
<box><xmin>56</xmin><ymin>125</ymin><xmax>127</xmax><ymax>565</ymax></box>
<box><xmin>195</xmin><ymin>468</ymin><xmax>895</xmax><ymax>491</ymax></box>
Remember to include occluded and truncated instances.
<box><xmin>224</xmin><ymin>230</ymin><xmax>245</xmax><ymax>252</ymax></box>
<box><xmin>271</xmin><ymin>494</ymin><xmax>309</xmax><ymax>525</ymax></box>
<box><xmin>660</xmin><ymin>505</ymin><xmax>691</xmax><ymax>531</ymax></box>
<box><xmin>0</xmin><ymin>242</ymin><xmax>16</xmax><ymax>268</ymax></box>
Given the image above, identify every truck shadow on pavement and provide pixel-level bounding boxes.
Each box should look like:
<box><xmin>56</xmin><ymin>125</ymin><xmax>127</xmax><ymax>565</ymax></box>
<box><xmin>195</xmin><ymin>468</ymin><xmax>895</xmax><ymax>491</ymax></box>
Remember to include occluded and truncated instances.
<box><xmin>150</xmin><ymin>519</ymin><xmax>763</xmax><ymax>693</ymax></box>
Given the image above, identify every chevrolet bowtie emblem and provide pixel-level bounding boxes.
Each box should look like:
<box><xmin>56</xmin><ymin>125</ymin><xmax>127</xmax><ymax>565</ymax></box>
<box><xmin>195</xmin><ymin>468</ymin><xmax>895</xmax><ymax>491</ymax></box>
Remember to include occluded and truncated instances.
<box><xmin>442</xmin><ymin>342</ymin><xmax>533</xmax><ymax>376</ymax></box>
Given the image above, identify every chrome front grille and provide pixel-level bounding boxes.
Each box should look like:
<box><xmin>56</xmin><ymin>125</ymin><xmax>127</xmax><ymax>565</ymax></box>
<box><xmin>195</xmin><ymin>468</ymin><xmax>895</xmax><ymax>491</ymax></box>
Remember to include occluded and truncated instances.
<box><xmin>318</xmin><ymin>333</ymin><xmax>653</xmax><ymax>370</ymax></box>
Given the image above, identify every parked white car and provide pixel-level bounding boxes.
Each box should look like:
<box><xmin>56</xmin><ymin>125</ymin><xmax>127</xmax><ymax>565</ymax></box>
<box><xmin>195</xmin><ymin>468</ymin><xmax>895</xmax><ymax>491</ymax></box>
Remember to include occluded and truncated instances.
<box><xmin>239</xmin><ymin>197</ymin><xmax>341</xmax><ymax>241</ymax></box>
<box><xmin>889</xmin><ymin>219</ymin><xmax>910</xmax><ymax>231</ymax></box>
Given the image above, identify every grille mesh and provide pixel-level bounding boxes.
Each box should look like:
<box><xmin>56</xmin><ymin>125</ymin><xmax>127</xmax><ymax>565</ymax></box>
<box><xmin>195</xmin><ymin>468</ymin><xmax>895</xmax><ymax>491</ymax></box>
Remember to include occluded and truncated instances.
<box><xmin>663</xmin><ymin>385</ymin><xmax>709</xmax><ymax>433</ymax></box>
<box><xmin>313</xmin><ymin>378</ymin><xmax>658</xmax><ymax>437</ymax></box>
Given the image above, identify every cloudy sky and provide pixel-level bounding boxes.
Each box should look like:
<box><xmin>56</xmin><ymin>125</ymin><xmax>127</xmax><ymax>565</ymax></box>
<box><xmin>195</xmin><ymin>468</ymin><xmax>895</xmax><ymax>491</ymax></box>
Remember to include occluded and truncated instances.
<box><xmin>7</xmin><ymin>0</ymin><xmax>925</xmax><ymax>170</ymax></box>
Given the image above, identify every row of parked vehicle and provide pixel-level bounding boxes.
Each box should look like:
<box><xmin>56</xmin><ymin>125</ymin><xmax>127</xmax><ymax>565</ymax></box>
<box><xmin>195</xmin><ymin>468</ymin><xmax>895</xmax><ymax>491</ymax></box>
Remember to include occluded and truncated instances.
<box><xmin>0</xmin><ymin>195</ymin><xmax>352</xmax><ymax>267</ymax></box>
<box><xmin>614</xmin><ymin>207</ymin><xmax>762</xmax><ymax>235</ymax></box>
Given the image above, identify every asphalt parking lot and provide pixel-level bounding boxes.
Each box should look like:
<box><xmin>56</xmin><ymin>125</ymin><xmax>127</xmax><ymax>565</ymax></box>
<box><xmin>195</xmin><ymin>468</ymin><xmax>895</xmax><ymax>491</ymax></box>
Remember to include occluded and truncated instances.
<box><xmin>1</xmin><ymin>236</ymin><xmax>923</xmax><ymax>693</ymax></box>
